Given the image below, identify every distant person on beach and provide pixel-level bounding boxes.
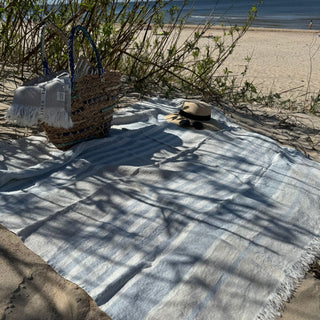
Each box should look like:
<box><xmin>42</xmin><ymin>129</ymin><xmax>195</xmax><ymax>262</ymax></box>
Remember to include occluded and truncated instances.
<box><xmin>309</xmin><ymin>20</ymin><xmax>313</xmax><ymax>29</ymax></box>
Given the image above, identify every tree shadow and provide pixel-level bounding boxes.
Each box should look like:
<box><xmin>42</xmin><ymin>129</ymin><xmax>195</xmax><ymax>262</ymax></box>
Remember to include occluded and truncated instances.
<box><xmin>1</xmin><ymin>122</ymin><xmax>320</xmax><ymax>319</ymax></box>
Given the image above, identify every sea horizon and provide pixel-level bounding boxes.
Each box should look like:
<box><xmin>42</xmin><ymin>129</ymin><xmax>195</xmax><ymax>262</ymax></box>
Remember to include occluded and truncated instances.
<box><xmin>39</xmin><ymin>1</ymin><xmax>319</xmax><ymax>31</ymax></box>
<box><xmin>168</xmin><ymin>0</ymin><xmax>319</xmax><ymax>30</ymax></box>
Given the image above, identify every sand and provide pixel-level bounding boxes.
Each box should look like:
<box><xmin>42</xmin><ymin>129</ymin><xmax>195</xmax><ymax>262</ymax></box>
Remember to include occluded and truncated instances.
<box><xmin>0</xmin><ymin>225</ymin><xmax>112</xmax><ymax>320</ymax></box>
<box><xmin>192</xmin><ymin>25</ymin><xmax>320</xmax><ymax>101</ymax></box>
<box><xmin>1</xmin><ymin>25</ymin><xmax>320</xmax><ymax>320</ymax></box>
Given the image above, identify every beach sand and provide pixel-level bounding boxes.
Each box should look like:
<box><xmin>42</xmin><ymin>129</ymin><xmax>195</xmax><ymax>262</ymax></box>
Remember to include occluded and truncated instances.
<box><xmin>0</xmin><ymin>225</ymin><xmax>112</xmax><ymax>320</ymax></box>
<box><xmin>1</xmin><ymin>25</ymin><xmax>320</xmax><ymax>319</ymax></box>
<box><xmin>192</xmin><ymin>25</ymin><xmax>320</xmax><ymax>101</ymax></box>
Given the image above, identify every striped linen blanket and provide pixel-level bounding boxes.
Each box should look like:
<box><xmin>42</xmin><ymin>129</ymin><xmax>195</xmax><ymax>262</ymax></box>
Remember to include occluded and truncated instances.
<box><xmin>1</xmin><ymin>98</ymin><xmax>320</xmax><ymax>320</ymax></box>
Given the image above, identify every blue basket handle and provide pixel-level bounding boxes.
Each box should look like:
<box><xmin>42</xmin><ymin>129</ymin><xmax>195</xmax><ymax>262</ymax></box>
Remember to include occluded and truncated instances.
<box><xmin>68</xmin><ymin>25</ymin><xmax>104</xmax><ymax>87</ymax></box>
<box><xmin>40</xmin><ymin>23</ymin><xmax>68</xmax><ymax>75</ymax></box>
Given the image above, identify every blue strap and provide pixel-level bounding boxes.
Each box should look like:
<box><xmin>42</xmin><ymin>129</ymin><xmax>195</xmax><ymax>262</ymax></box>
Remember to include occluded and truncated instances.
<box><xmin>68</xmin><ymin>25</ymin><xmax>104</xmax><ymax>88</ymax></box>
<box><xmin>40</xmin><ymin>24</ymin><xmax>51</xmax><ymax>75</ymax></box>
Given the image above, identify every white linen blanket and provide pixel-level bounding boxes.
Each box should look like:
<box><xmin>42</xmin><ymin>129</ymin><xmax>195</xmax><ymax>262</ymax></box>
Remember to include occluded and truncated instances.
<box><xmin>1</xmin><ymin>98</ymin><xmax>320</xmax><ymax>320</ymax></box>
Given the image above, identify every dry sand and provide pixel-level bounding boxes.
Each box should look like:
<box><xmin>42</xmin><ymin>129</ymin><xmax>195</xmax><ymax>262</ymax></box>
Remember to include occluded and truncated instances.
<box><xmin>188</xmin><ymin>25</ymin><xmax>320</xmax><ymax>101</ymax></box>
<box><xmin>0</xmin><ymin>225</ymin><xmax>112</xmax><ymax>320</ymax></box>
<box><xmin>1</xmin><ymin>25</ymin><xmax>320</xmax><ymax>320</ymax></box>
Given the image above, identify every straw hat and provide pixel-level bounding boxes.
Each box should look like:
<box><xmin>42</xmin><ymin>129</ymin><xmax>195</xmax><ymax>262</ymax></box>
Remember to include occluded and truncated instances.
<box><xmin>165</xmin><ymin>101</ymin><xmax>221</xmax><ymax>131</ymax></box>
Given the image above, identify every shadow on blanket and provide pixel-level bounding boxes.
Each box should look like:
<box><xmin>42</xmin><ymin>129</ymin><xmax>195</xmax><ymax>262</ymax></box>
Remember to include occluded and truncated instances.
<box><xmin>0</xmin><ymin>125</ymin><xmax>183</xmax><ymax>192</ymax></box>
<box><xmin>1</xmin><ymin>113</ymin><xmax>320</xmax><ymax>320</ymax></box>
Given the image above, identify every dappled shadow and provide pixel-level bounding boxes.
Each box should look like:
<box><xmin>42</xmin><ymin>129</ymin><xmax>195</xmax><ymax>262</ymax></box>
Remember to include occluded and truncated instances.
<box><xmin>1</xmin><ymin>121</ymin><xmax>320</xmax><ymax>320</ymax></box>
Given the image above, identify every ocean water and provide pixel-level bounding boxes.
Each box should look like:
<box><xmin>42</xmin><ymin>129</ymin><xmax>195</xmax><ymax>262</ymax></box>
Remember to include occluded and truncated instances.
<box><xmin>167</xmin><ymin>0</ymin><xmax>319</xmax><ymax>29</ymax></box>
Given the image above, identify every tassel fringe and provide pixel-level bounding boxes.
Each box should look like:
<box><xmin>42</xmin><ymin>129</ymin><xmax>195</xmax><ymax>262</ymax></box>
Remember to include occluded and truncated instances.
<box><xmin>256</xmin><ymin>237</ymin><xmax>320</xmax><ymax>320</ymax></box>
<box><xmin>6</xmin><ymin>103</ymin><xmax>73</xmax><ymax>129</ymax></box>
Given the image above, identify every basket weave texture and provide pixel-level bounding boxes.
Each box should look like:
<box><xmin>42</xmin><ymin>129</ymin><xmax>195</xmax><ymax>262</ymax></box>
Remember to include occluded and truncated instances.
<box><xmin>41</xmin><ymin>25</ymin><xmax>121</xmax><ymax>150</ymax></box>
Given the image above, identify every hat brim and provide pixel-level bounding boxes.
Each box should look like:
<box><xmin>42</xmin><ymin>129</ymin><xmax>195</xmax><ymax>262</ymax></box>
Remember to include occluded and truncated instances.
<box><xmin>165</xmin><ymin>113</ymin><xmax>221</xmax><ymax>131</ymax></box>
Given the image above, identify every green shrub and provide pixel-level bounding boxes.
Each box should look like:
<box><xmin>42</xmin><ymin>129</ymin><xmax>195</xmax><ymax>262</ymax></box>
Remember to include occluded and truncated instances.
<box><xmin>0</xmin><ymin>0</ymin><xmax>260</xmax><ymax>104</ymax></box>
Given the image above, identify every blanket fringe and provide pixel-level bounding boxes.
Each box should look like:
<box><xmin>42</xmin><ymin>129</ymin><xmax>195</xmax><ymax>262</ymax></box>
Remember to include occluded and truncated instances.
<box><xmin>6</xmin><ymin>103</ymin><xmax>40</xmax><ymax>127</ymax></box>
<box><xmin>256</xmin><ymin>237</ymin><xmax>320</xmax><ymax>320</ymax></box>
<box><xmin>42</xmin><ymin>109</ymin><xmax>73</xmax><ymax>129</ymax></box>
<box><xmin>6</xmin><ymin>103</ymin><xmax>73</xmax><ymax>129</ymax></box>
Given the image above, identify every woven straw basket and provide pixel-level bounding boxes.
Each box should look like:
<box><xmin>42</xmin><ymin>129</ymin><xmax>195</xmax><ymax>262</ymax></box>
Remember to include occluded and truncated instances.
<box><xmin>40</xmin><ymin>25</ymin><xmax>121</xmax><ymax>150</ymax></box>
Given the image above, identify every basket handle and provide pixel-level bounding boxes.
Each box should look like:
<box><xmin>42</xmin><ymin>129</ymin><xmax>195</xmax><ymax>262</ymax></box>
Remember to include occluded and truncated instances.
<box><xmin>40</xmin><ymin>23</ymin><xmax>68</xmax><ymax>75</ymax></box>
<box><xmin>68</xmin><ymin>25</ymin><xmax>104</xmax><ymax>87</ymax></box>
